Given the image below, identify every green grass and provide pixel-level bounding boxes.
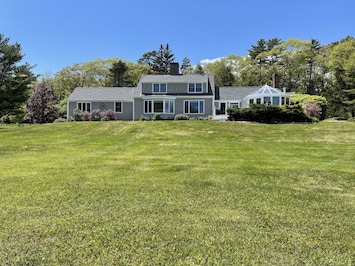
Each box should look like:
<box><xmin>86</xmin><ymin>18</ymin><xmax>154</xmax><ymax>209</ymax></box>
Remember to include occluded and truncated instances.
<box><xmin>1</xmin><ymin>121</ymin><xmax>355</xmax><ymax>265</ymax></box>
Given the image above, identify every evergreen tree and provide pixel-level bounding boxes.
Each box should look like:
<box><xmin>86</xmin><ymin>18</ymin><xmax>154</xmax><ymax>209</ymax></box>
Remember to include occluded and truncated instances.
<box><xmin>180</xmin><ymin>57</ymin><xmax>191</xmax><ymax>73</ymax></box>
<box><xmin>327</xmin><ymin>36</ymin><xmax>355</xmax><ymax>117</ymax></box>
<box><xmin>138</xmin><ymin>44</ymin><xmax>175</xmax><ymax>74</ymax></box>
<box><xmin>26</xmin><ymin>81</ymin><xmax>59</xmax><ymax>123</ymax></box>
<box><xmin>214</xmin><ymin>63</ymin><xmax>235</xmax><ymax>86</ymax></box>
<box><xmin>267</xmin><ymin>38</ymin><xmax>282</xmax><ymax>51</ymax></box>
<box><xmin>0</xmin><ymin>34</ymin><xmax>36</xmax><ymax>118</ymax></box>
<box><xmin>163</xmin><ymin>44</ymin><xmax>175</xmax><ymax>73</ymax></box>
<box><xmin>248</xmin><ymin>39</ymin><xmax>267</xmax><ymax>59</ymax></box>
<box><xmin>109</xmin><ymin>60</ymin><xmax>128</xmax><ymax>87</ymax></box>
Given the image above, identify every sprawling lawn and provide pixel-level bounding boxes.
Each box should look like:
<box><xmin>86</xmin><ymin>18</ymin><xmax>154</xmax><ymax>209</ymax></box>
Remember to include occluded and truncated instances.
<box><xmin>1</xmin><ymin>121</ymin><xmax>354</xmax><ymax>265</ymax></box>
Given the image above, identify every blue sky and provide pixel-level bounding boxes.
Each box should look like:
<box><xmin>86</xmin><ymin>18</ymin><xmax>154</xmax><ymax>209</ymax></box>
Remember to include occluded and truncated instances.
<box><xmin>1</xmin><ymin>0</ymin><xmax>354</xmax><ymax>75</ymax></box>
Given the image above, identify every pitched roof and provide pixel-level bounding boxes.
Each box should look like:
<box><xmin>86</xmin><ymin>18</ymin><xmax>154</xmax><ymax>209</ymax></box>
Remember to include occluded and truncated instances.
<box><xmin>67</xmin><ymin>87</ymin><xmax>140</xmax><ymax>101</ymax></box>
<box><xmin>216</xmin><ymin>86</ymin><xmax>259</xmax><ymax>101</ymax></box>
<box><xmin>139</xmin><ymin>74</ymin><xmax>212</xmax><ymax>83</ymax></box>
<box><xmin>248</xmin><ymin>84</ymin><xmax>283</xmax><ymax>96</ymax></box>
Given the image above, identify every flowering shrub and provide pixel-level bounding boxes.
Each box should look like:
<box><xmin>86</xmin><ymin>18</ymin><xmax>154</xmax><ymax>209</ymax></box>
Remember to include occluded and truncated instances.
<box><xmin>82</xmin><ymin>111</ymin><xmax>90</xmax><ymax>121</ymax></box>
<box><xmin>101</xmin><ymin>109</ymin><xmax>116</xmax><ymax>121</ymax></box>
<box><xmin>305</xmin><ymin>103</ymin><xmax>322</xmax><ymax>120</ymax></box>
<box><xmin>90</xmin><ymin>109</ymin><xmax>102</xmax><ymax>121</ymax></box>
<box><xmin>73</xmin><ymin>109</ymin><xmax>82</xmax><ymax>121</ymax></box>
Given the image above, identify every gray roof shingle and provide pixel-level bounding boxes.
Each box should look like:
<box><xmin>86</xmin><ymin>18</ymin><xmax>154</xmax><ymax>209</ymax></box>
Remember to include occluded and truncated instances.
<box><xmin>67</xmin><ymin>87</ymin><xmax>140</xmax><ymax>101</ymax></box>
<box><xmin>139</xmin><ymin>74</ymin><xmax>212</xmax><ymax>83</ymax></box>
<box><xmin>216</xmin><ymin>86</ymin><xmax>259</xmax><ymax>101</ymax></box>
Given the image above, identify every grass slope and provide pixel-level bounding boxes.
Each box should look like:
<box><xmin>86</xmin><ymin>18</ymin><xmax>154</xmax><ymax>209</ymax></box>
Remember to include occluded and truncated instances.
<box><xmin>1</xmin><ymin>121</ymin><xmax>355</xmax><ymax>265</ymax></box>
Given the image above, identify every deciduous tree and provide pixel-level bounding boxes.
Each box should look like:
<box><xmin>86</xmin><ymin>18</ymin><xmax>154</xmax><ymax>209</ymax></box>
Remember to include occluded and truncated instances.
<box><xmin>26</xmin><ymin>81</ymin><xmax>58</xmax><ymax>123</ymax></box>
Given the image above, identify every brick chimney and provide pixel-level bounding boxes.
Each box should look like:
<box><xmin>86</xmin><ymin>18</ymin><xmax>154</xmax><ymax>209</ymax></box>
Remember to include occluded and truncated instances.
<box><xmin>272</xmin><ymin>73</ymin><xmax>279</xmax><ymax>88</ymax></box>
<box><xmin>169</xmin><ymin>62</ymin><xmax>180</xmax><ymax>75</ymax></box>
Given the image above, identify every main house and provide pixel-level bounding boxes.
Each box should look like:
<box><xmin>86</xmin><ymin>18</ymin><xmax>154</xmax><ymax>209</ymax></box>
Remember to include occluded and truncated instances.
<box><xmin>67</xmin><ymin>64</ymin><xmax>294</xmax><ymax>120</ymax></box>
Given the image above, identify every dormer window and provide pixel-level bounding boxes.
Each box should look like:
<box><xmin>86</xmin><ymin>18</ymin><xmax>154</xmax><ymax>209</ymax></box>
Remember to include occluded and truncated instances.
<box><xmin>153</xmin><ymin>83</ymin><xmax>167</xmax><ymax>93</ymax></box>
<box><xmin>188</xmin><ymin>83</ymin><xmax>203</xmax><ymax>93</ymax></box>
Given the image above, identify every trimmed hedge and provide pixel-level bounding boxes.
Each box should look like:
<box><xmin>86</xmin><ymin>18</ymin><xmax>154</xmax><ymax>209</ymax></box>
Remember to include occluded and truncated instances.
<box><xmin>227</xmin><ymin>104</ymin><xmax>314</xmax><ymax>123</ymax></box>
<box><xmin>174</xmin><ymin>114</ymin><xmax>189</xmax><ymax>120</ymax></box>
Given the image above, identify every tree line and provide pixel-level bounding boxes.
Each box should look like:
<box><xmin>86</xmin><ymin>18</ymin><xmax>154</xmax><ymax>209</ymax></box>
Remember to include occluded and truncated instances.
<box><xmin>0</xmin><ymin>33</ymin><xmax>354</xmax><ymax>123</ymax></box>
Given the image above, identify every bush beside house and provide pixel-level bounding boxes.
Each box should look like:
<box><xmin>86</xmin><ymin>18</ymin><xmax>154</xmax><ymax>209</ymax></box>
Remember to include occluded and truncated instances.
<box><xmin>72</xmin><ymin>109</ymin><xmax>116</xmax><ymax>121</ymax></box>
<box><xmin>227</xmin><ymin>104</ymin><xmax>314</xmax><ymax>123</ymax></box>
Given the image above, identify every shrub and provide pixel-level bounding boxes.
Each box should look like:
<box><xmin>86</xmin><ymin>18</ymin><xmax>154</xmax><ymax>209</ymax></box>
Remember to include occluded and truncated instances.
<box><xmin>174</xmin><ymin>114</ymin><xmax>189</xmax><ymax>120</ymax></box>
<box><xmin>53</xmin><ymin>118</ymin><xmax>67</xmax><ymax>123</ymax></box>
<box><xmin>101</xmin><ymin>109</ymin><xmax>116</xmax><ymax>121</ymax></box>
<box><xmin>90</xmin><ymin>109</ymin><xmax>101</xmax><ymax>121</ymax></box>
<box><xmin>304</xmin><ymin>103</ymin><xmax>322</xmax><ymax>120</ymax></box>
<box><xmin>198</xmin><ymin>116</ymin><xmax>208</xmax><ymax>120</ymax></box>
<box><xmin>228</xmin><ymin>104</ymin><xmax>313</xmax><ymax>123</ymax></box>
<box><xmin>73</xmin><ymin>109</ymin><xmax>82</xmax><ymax>121</ymax></box>
<box><xmin>281</xmin><ymin>105</ymin><xmax>313</xmax><ymax>122</ymax></box>
<box><xmin>290</xmin><ymin>94</ymin><xmax>328</xmax><ymax>119</ymax></box>
<box><xmin>151</xmin><ymin>114</ymin><xmax>163</xmax><ymax>121</ymax></box>
<box><xmin>82</xmin><ymin>111</ymin><xmax>90</xmax><ymax>121</ymax></box>
<box><xmin>0</xmin><ymin>115</ymin><xmax>11</xmax><ymax>124</ymax></box>
<box><xmin>139</xmin><ymin>114</ymin><xmax>150</xmax><ymax>121</ymax></box>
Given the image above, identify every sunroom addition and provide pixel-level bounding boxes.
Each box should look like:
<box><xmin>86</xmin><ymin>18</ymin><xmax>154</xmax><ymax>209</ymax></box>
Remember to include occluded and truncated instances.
<box><xmin>244</xmin><ymin>84</ymin><xmax>292</xmax><ymax>107</ymax></box>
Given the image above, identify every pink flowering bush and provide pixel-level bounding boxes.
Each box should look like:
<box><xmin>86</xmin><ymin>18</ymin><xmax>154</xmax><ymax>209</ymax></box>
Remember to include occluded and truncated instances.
<box><xmin>305</xmin><ymin>103</ymin><xmax>322</xmax><ymax>120</ymax></box>
<box><xmin>82</xmin><ymin>111</ymin><xmax>90</xmax><ymax>121</ymax></box>
<box><xmin>101</xmin><ymin>109</ymin><xmax>116</xmax><ymax>121</ymax></box>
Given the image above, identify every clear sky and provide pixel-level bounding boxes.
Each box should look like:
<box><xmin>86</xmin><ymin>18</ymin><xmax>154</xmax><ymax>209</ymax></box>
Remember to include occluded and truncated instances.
<box><xmin>1</xmin><ymin>0</ymin><xmax>354</xmax><ymax>75</ymax></box>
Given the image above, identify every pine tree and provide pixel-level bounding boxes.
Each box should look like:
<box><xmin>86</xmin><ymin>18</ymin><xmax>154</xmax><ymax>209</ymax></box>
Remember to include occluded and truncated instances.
<box><xmin>163</xmin><ymin>44</ymin><xmax>175</xmax><ymax>73</ymax></box>
<box><xmin>139</xmin><ymin>44</ymin><xmax>175</xmax><ymax>74</ymax></box>
<box><xmin>0</xmin><ymin>34</ymin><xmax>36</xmax><ymax>118</ymax></box>
<box><xmin>180</xmin><ymin>57</ymin><xmax>191</xmax><ymax>73</ymax></box>
<box><xmin>110</xmin><ymin>60</ymin><xmax>128</xmax><ymax>87</ymax></box>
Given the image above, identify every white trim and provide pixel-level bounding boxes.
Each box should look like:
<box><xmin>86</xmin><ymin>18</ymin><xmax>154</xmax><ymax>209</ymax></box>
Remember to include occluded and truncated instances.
<box><xmin>66</xmin><ymin>101</ymin><xmax>69</xmax><ymax>121</ymax></box>
<box><xmin>114</xmin><ymin>102</ymin><xmax>123</xmax><ymax>113</ymax></box>
<box><xmin>152</xmin><ymin>83</ymin><xmax>167</xmax><ymax>94</ymax></box>
<box><xmin>183</xmin><ymin>100</ymin><xmax>205</xmax><ymax>114</ymax></box>
<box><xmin>187</xmin><ymin>82</ymin><xmax>204</xmax><ymax>93</ymax></box>
<box><xmin>142</xmin><ymin>95</ymin><xmax>176</xmax><ymax>100</ymax></box>
<box><xmin>143</xmin><ymin>99</ymin><xmax>175</xmax><ymax>114</ymax></box>
<box><xmin>76</xmin><ymin>102</ymin><xmax>91</xmax><ymax>112</ymax></box>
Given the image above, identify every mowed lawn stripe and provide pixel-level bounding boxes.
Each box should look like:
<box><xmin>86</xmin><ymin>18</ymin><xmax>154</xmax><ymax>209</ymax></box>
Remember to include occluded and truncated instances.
<box><xmin>0</xmin><ymin>121</ymin><xmax>354</xmax><ymax>265</ymax></box>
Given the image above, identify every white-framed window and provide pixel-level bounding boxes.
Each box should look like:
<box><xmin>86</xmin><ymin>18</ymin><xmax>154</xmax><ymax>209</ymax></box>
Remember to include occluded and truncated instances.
<box><xmin>77</xmin><ymin>102</ymin><xmax>91</xmax><ymax>112</ymax></box>
<box><xmin>153</xmin><ymin>83</ymin><xmax>167</xmax><ymax>93</ymax></box>
<box><xmin>264</xmin><ymin>96</ymin><xmax>271</xmax><ymax>105</ymax></box>
<box><xmin>272</xmin><ymin>97</ymin><xmax>280</xmax><ymax>105</ymax></box>
<box><xmin>144</xmin><ymin>100</ymin><xmax>174</xmax><ymax>114</ymax></box>
<box><xmin>230</xmin><ymin>102</ymin><xmax>239</xmax><ymax>108</ymax></box>
<box><xmin>188</xmin><ymin>83</ymin><xmax>203</xmax><ymax>93</ymax></box>
<box><xmin>115</xmin><ymin>102</ymin><xmax>122</xmax><ymax>113</ymax></box>
<box><xmin>184</xmin><ymin>100</ymin><xmax>204</xmax><ymax>114</ymax></box>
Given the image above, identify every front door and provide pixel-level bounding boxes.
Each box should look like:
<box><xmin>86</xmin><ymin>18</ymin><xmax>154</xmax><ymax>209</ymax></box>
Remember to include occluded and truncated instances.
<box><xmin>220</xmin><ymin>103</ymin><xmax>226</xmax><ymax>114</ymax></box>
